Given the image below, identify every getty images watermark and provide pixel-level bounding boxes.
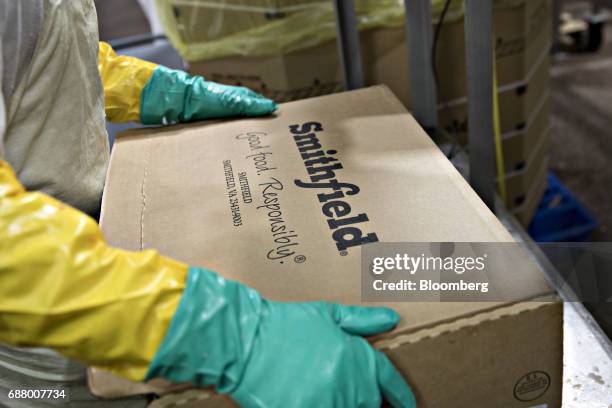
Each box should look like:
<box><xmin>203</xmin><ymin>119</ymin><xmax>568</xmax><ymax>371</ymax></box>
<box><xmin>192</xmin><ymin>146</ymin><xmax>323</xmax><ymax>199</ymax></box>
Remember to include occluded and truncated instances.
<box><xmin>361</xmin><ymin>242</ymin><xmax>612</xmax><ymax>302</ymax></box>
<box><xmin>371</xmin><ymin>251</ymin><xmax>490</xmax><ymax>293</ymax></box>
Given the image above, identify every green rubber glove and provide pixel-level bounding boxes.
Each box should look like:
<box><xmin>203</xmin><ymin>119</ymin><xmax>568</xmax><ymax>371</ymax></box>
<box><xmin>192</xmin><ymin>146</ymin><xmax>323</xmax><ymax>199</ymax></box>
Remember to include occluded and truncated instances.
<box><xmin>140</xmin><ymin>66</ymin><xmax>277</xmax><ymax>125</ymax></box>
<box><xmin>145</xmin><ymin>267</ymin><xmax>416</xmax><ymax>408</ymax></box>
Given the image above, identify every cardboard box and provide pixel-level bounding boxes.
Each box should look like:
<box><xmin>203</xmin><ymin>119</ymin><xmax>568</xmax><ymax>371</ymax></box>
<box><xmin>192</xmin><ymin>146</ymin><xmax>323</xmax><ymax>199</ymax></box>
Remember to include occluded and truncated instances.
<box><xmin>501</xmin><ymin>93</ymin><xmax>550</xmax><ymax>173</ymax></box>
<box><xmin>511</xmin><ymin>165</ymin><xmax>549</xmax><ymax>227</ymax></box>
<box><xmin>438</xmin><ymin>50</ymin><xmax>550</xmax><ymax>138</ymax></box>
<box><xmin>189</xmin><ymin>41</ymin><xmax>343</xmax><ymax>103</ymax></box>
<box><xmin>502</xmin><ymin>129</ymin><xmax>549</xmax><ymax>209</ymax></box>
<box><xmin>189</xmin><ymin>0</ymin><xmax>551</xmax><ymax>110</ymax></box>
<box><xmin>94</xmin><ymin>87</ymin><xmax>562</xmax><ymax>407</ymax></box>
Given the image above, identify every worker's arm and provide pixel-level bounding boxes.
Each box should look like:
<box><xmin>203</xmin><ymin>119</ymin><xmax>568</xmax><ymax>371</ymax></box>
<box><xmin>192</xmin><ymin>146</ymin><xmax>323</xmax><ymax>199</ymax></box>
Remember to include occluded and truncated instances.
<box><xmin>0</xmin><ymin>160</ymin><xmax>188</xmax><ymax>381</ymax></box>
<box><xmin>97</xmin><ymin>42</ymin><xmax>276</xmax><ymax>124</ymax></box>
<box><xmin>0</xmin><ymin>160</ymin><xmax>415</xmax><ymax>407</ymax></box>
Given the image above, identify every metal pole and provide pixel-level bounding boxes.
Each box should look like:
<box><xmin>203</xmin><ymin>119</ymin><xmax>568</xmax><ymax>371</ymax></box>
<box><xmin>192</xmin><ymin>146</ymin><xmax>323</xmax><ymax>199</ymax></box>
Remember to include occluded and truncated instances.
<box><xmin>404</xmin><ymin>0</ymin><xmax>437</xmax><ymax>130</ymax></box>
<box><xmin>332</xmin><ymin>0</ymin><xmax>364</xmax><ymax>90</ymax></box>
<box><xmin>464</xmin><ymin>0</ymin><xmax>496</xmax><ymax>210</ymax></box>
<box><xmin>552</xmin><ymin>0</ymin><xmax>561</xmax><ymax>53</ymax></box>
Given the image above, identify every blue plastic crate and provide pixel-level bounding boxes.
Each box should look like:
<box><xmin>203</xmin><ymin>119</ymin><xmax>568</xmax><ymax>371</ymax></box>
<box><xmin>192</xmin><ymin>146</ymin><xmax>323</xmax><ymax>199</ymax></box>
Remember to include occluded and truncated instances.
<box><xmin>528</xmin><ymin>173</ymin><xmax>598</xmax><ymax>242</ymax></box>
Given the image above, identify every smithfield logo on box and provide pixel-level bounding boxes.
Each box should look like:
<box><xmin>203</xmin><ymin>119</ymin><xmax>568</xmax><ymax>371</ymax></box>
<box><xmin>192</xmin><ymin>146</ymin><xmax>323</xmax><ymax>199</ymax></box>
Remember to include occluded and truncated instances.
<box><xmin>289</xmin><ymin>121</ymin><xmax>379</xmax><ymax>253</ymax></box>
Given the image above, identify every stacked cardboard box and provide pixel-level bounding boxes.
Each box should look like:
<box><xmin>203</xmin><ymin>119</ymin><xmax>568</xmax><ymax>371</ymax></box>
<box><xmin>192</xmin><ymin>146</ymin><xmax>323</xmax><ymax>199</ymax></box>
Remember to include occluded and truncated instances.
<box><xmin>187</xmin><ymin>0</ymin><xmax>551</xmax><ymax>225</ymax></box>
<box><xmin>361</xmin><ymin>0</ymin><xmax>551</xmax><ymax>225</ymax></box>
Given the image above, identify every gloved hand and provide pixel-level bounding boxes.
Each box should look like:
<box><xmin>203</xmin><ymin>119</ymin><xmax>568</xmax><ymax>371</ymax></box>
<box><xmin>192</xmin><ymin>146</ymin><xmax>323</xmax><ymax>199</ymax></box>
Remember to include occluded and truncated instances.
<box><xmin>140</xmin><ymin>66</ymin><xmax>277</xmax><ymax>125</ymax></box>
<box><xmin>146</xmin><ymin>267</ymin><xmax>417</xmax><ymax>408</ymax></box>
<box><xmin>98</xmin><ymin>42</ymin><xmax>276</xmax><ymax>125</ymax></box>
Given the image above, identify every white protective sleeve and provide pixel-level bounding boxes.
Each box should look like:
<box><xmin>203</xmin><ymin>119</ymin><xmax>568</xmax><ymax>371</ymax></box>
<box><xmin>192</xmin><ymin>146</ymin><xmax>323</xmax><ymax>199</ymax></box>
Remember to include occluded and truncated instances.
<box><xmin>0</xmin><ymin>0</ymin><xmax>43</xmax><ymax>159</ymax></box>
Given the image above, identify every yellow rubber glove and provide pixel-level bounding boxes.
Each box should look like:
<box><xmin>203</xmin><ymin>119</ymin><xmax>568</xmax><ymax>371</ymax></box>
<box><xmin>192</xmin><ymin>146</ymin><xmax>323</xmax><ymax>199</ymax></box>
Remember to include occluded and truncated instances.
<box><xmin>0</xmin><ymin>160</ymin><xmax>188</xmax><ymax>381</ymax></box>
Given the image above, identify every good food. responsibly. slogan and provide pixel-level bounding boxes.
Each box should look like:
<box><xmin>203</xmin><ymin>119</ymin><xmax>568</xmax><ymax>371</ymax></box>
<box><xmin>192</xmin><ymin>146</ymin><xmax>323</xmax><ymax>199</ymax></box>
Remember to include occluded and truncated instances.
<box><xmin>223</xmin><ymin>122</ymin><xmax>378</xmax><ymax>264</ymax></box>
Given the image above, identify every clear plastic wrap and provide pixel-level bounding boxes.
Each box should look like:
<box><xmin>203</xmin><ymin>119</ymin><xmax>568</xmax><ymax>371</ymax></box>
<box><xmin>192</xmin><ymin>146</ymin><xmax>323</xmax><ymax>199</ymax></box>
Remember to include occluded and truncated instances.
<box><xmin>155</xmin><ymin>0</ymin><xmax>458</xmax><ymax>61</ymax></box>
<box><xmin>155</xmin><ymin>0</ymin><xmax>522</xmax><ymax>62</ymax></box>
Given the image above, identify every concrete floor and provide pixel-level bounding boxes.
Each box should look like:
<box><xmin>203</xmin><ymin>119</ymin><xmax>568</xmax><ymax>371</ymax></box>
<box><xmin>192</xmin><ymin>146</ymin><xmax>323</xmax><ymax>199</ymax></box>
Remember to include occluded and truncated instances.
<box><xmin>550</xmin><ymin>24</ymin><xmax>612</xmax><ymax>241</ymax></box>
